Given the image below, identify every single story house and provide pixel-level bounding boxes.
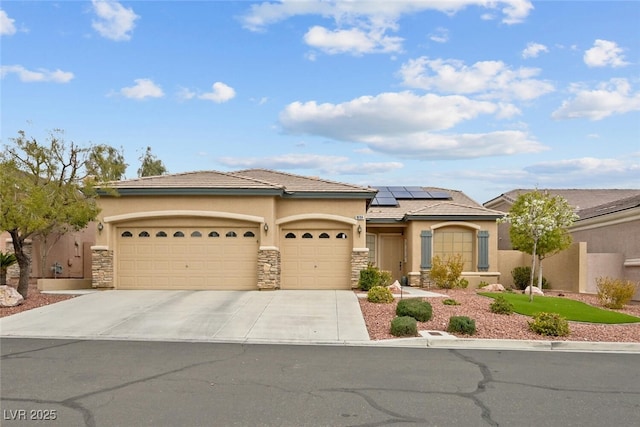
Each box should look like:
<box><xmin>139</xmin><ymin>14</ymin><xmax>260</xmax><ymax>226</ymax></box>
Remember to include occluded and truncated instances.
<box><xmin>92</xmin><ymin>170</ymin><xmax>504</xmax><ymax>291</ymax></box>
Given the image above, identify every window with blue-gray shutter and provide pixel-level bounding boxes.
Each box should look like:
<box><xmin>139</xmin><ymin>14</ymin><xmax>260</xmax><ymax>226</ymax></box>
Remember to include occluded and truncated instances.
<box><xmin>420</xmin><ymin>230</ymin><xmax>432</xmax><ymax>269</ymax></box>
<box><xmin>477</xmin><ymin>230</ymin><xmax>489</xmax><ymax>271</ymax></box>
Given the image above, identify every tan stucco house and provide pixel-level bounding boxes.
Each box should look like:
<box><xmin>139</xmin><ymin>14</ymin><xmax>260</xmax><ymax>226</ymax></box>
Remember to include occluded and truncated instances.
<box><xmin>91</xmin><ymin>170</ymin><xmax>504</xmax><ymax>291</ymax></box>
<box><xmin>93</xmin><ymin>169</ymin><xmax>375</xmax><ymax>291</ymax></box>
<box><xmin>366</xmin><ymin>186</ymin><xmax>504</xmax><ymax>288</ymax></box>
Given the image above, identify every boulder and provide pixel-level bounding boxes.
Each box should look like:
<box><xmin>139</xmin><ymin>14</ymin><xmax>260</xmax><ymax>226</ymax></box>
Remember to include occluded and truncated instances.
<box><xmin>0</xmin><ymin>285</ymin><xmax>24</xmax><ymax>307</ymax></box>
<box><xmin>482</xmin><ymin>283</ymin><xmax>505</xmax><ymax>292</ymax></box>
<box><xmin>387</xmin><ymin>280</ymin><xmax>402</xmax><ymax>293</ymax></box>
<box><xmin>524</xmin><ymin>286</ymin><xmax>544</xmax><ymax>296</ymax></box>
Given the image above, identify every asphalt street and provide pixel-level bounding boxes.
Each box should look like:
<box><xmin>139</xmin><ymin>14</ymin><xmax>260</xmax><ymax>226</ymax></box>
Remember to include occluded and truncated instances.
<box><xmin>1</xmin><ymin>338</ymin><xmax>639</xmax><ymax>427</ymax></box>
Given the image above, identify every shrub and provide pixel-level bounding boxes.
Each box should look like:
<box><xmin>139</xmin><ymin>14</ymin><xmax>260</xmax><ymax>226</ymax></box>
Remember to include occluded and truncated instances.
<box><xmin>596</xmin><ymin>277</ymin><xmax>637</xmax><ymax>309</ymax></box>
<box><xmin>358</xmin><ymin>264</ymin><xmax>394</xmax><ymax>291</ymax></box>
<box><xmin>358</xmin><ymin>265</ymin><xmax>380</xmax><ymax>291</ymax></box>
<box><xmin>478</xmin><ymin>281</ymin><xmax>490</xmax><ymax>289</ymax></box>
<box><xmin>447</xmin><ymin>316</ymin><xmax>476</xmax><ymax>335</ymax></box>
<box><xmin>442</xmin><ymin>298</ymin><xmax>460</xmax><ymax>306</ymax></box>
<box><xmin>489</xmin><ymin>296</ymin><xmax>514</xmax><ymax>315</ymax></box>
<box><xmin>390</xmin><ymin>316</ymin><xmax>417</xmax><ymax>337</ymax></box>
<box><xmin>429</xmin><ymin>254</ymin><xmax>466</xmax><ymax>289</ymax></box>
<box><xmin>367</xmin><ymin>286</ymin><xmax>394</xmax><ymax>304</ymax></box>
<box><xmin>396</xmin><ymin>298</ymin><xmax>433</xmax><ymax>322</ymax></box>
<box><xmin>529</xmin><ymin>312</ymin><xmax>569</xmax><ymax>337</ymax></box>
<box><xmin>511</xmin><ymin>266</ymin><xmax>549</xmax><ymax>290</ymax></box>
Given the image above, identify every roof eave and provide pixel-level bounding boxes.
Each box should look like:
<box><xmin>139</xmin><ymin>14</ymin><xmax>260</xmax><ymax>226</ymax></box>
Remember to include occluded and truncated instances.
<box><xmin>99</xmin><ymin>188</ymin><xmax>284</xmax><ymax>196</ymax></box>
<box><xmin>404</xmin><ymin>214</ymin><xmax>504</xmax><ymax>221</ymax></box>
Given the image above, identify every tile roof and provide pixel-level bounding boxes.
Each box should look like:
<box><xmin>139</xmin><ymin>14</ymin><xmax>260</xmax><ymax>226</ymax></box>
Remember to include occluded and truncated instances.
<box><xmin>105</xmin><ymin>169</ymin><xmax>376</xmax><ymax>196</ymax></box>
<box><xmin>577</xmin><ymin>193</ymin><xmax>640</xmax><ymax>220</ymax></box>
<box><xmin>485</xmin><ymin>189</ymin><xmax>640</xmax><ymax>211</ymax></box>
<box><xmin>367</xmin><ymin>188</ymin><xmax>501</xmax><ymax>221</ymax></box>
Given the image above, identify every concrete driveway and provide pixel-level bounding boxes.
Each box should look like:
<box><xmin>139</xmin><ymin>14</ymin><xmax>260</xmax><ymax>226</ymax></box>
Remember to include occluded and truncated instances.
<box><xmin>0</xmin><ymin>290</ymin><xmax>370</xmax><ymax>344</ymax></box>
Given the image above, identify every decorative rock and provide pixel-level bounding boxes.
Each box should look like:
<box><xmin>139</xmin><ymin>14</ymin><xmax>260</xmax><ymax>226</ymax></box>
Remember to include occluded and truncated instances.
<box><xmin>387</xmin><ymin>280</ymin><xmax>402</xmax><ymax>293</ymax></box>
<box><xmin>0</xmin><ymin>285</ymin><xmax>24</xmax><ymax>307</ymax></box>
<box><xmin>524</xmin><ymin>286</ymin><xmax>544</xmax><ymax>296</ymax></box>
<box><xmin>482</xmin><ymin>283</ymin><xmax>505</xmax><ymax>292</ymax></box>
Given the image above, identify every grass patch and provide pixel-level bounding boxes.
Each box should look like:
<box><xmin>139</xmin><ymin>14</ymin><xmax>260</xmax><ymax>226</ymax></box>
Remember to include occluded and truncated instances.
<box><xmin>479</xmin><ymin>292</ymin><xmax>640</xmax><ymax>324</ymax></box>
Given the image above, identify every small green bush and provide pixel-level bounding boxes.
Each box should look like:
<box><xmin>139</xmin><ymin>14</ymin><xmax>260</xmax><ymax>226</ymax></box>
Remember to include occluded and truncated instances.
<box><xmin>358</xmin><ymin>265</ymin><xmax>380</xmax><ymax>291</ymax></box>
<box><xmin>596</xmin><ymin>277</ymin><xmax>637</xmax><ymax>309</ymax></box>
<box><xmin>447</xmin><ymin>316</ymin><xmax>476</xmax><ymax>335</ymax></box>
<box><xmin>512</xmin><ymin>266</ymin><xmax>549</xmax><ymax>290</ymax></box>
<box><xmin>478</xmin><ymin>281</ymin><xmax>490</xmax><ymax>289</ymax></box>
<box><xmin>367</xmin><ymin>286</ymin><xmax>394</xmax><ymax>304</ymax></box>
<box><xmin>489</xmin><ymin>296</ymin><xmax>514</xmax><ymax>315</ymax></box>
<box><xmin>390</xmin><ymin>316</ymin><xmax>417</xmax><ymax>337</ymax></box>
<box><xmin>529</xmin><ymin>312</ymin><xmax>569</xmax><ymax>337</ymax></box>
<box><xmin>429</xmin><ymin>254</ymin><xmax>466</xmax><ymax>289</ymax></box>
<box><xmin>442</xmin><ymin>298</ymin><xmax>460</xmax><ymax>306</ymax></box>
<box><xmin>379</xmin><ymin>270</ymin><xmax>393</xmax><ymax>287</ymax></box>
<box><xmin>396</xmin><ymin>298</ymin><xmax>433</xmax><ymax>322</ymax></box>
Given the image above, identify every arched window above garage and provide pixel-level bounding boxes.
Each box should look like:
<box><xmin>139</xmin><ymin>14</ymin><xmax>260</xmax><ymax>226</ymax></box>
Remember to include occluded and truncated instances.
<box><xmin>319</xmin><ymin>233</ymin><xmax>330</xmax><ymax>239</ymax></box>
<box><xmin>191</xmin><ymin>231</ymin><xmax>202</xmax><ymax>237</ymax></box>
<box><xmin>285</xmin><ymin>232</ymin><xmax>296</xmax><ymax>238</ymax></box>
<box><xmin>156</xmin><ymin>231</ymin><xmax>167</xmax><ymax>237</ymax></box>
<box><xmin>208</xmin><ymin>231</ymin><xmax>219</xmax><ymax>238</ymax></box>
<box><xmin>336</xmin><ymin>232</ymin><xmax>348</xmax><ymax>239</ymax></box>
<box><xmin>121</xmin><ymin>231</ymin><xmax>133</xmax><ymax>237</ymax></box>
<box><xmin>138</xmin><ymin>231</ymin><xmax>150</xmax><ymax>237</ymax></box>
<box><xmin>243</xmin><ymin>231</ymin><xmax>255</xmax><ymax>237</ymax></box>
<box><xmin>173</xmin><ymin>231</ymin><xmax>185</xmax><ymax>237</ymax></box>
<box><xmin>226</xmin><ymin>231</ymin><xmax>237</xmax><ymax>238</ymax></box>
<box><xmin>302</xmin><ymin>233</ymin><xmax>313</xmax><ymax>239</ymax></box>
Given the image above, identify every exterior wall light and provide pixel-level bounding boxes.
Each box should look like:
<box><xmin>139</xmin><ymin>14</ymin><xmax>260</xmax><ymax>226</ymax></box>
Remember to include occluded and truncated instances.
<box><xmin>97</xmin><ymin>222</ymin><xmax>104</xmax><ymax>232</ymax></box>
<box><xmin>357</xmin><ymin>224</ymin><xmax>362</xmax><ymax>235</ymax></box>
<box><xmin>264</xmin><ymin>223</ymin><xmax>269</xmax><ymax>233</ymax></box>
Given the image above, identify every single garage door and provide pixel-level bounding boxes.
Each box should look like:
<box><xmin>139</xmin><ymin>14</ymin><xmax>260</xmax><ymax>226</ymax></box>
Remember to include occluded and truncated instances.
<box><xmin>117</xmin><ymin>226</ymin><xmax>259</xmax><ymax>290</ymax></box>
<box><xmin>280</xmin><ymin>228</ymin><xmax>351</xmax><ymax>289</ymax></box>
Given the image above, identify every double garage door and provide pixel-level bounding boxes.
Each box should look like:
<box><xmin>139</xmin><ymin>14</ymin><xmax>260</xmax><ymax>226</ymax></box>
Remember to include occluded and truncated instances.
<box><xmin>116</xmin><ymin>224</ymin><xmax>352</xmax><ymax>290</ymax></box>
<box><xmin>117</xmin><ymin>226</ymin><xmax>259</xmax><ymax>290</ymax></box>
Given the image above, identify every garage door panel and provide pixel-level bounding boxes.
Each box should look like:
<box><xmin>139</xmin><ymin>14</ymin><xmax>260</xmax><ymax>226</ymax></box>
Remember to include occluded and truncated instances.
<box><xmin>281</xmin><ymin>228</ymin><xmax>351</xmax><ymax>290</ymax></box>
<box><xmin>117</xmin><ymin>226</ymin><xmax>258</xmax><ymax>290</ymax></box>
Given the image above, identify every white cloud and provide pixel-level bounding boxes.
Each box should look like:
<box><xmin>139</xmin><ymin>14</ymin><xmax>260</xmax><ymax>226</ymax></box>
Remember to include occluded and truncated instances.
<box><xmin>279</xmin><ymin>92</ymin><xmax>546</xmax><ymax>159</ymax></box>
<box><xmin>304</xmin><ymin>25</ymin><xmax>403</xmax><ymax>55</ymax></box>
<box><xmin>119</xmin><ymin>78</ymin><xmax>164</xmax><ymax>99</ymax></box>
<box><xmin>522</xmin><ymin>42</ymin><xmax>548</xmax><ymax>58</ymax></box>
<box><xmin>0</xmin><ymin>9</ymin><xmax>16</xmax><ymax>36</ymax></box>
<box><xmin>177</xmin><ymin>87</ymin><xmax>196</xmax><ymax>101</ymax></box>
<box><xmin>552</xmin><ymin>78</ymin><xmax>640</xmax><ymax>121</ymax></box>
<box><xmin>91</xmin><ymin>0</ymin><xmax>139</xmax><ymax>41</ymax></box>
<box><xmin>429</xmin><ymin>27</ymin><xmax>449</xmax><ymax>43</ymax></box>
<box><xmin>398</xmin><ymin>57</ymin><xmax>554</xmax><ymax>101</ymax></box>
<box><xmin>584</xmin><ymin>39</ymin><xmax>628</xmax><ymax>68</ymax></box>
<box><xmin>241</xmin><ymin>1</ymin><xmax>532</xmax><ymax>55</ymax></box>
<box><xmin>0</xmin><ymin>65</ymin><xmax>74</xmax><ymax>83</ymax></box>
<box><xmin>218</xmin><ymin>153</ymin><xmax>403</xmax><ymax>175</ymax></box>
<box><xmin>198</xmin><ymin>82</ymin><xmax>236</xmax><ymax>103</ymax></box>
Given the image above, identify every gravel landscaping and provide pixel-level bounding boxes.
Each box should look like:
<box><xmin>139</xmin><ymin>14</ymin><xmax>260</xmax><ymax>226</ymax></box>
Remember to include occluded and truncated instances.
<box><xmin>0</xmin><ymin>284</ymin><xmax>75</xmax><ymax>318</ymax></box>
<box><xmin>359</xmin><ymin>288</ymin><xmax>640</xmax><ymax>342</ymax></box>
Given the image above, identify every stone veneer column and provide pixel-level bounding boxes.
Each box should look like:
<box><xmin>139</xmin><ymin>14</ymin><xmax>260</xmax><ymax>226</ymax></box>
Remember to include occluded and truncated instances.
<box><xmin>258</xmin><ymin>247</ymin><xmax>280</xmax><ymax>290</ymax></box>
<box><xmin>420</xmin><ymin>270</ymin><xmax>431</xmax><ymax>288</ymax></box>
<box><xmin>91</xmin><ymin>246</ymin><xmax>114</xmax><ymax>289</ymax></box>
<box><xmin>407</xmin><ymin>272</ymin><xmax>421</xmax><ymax>287</ymax></box>
<box><xmin>351</xmin><ymin>248</ymin><xmax>369</xmax><ymax>289</ymax></box>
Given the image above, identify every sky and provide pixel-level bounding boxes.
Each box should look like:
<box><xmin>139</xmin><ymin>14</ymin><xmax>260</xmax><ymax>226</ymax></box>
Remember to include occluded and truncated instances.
<box><xmin>1</xmin><ymin>0</ymin><xmax>639</xmax><ymax>204</ymax></box>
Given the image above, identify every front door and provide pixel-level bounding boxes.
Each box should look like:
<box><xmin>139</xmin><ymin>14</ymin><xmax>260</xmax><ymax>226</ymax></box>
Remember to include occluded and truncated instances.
<box><xmin>379</xmin><ymin>235</ymin><xmax>404</xmax><ymax>282</ymax></box>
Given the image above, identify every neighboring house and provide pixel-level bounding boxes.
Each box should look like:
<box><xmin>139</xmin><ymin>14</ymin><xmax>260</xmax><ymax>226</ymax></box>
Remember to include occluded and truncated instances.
<box><xmin>92</xmin><ymin>169</ymin><xmax>376</xmax><ymax>290</ymax></box>
<box><xmin>484</xmin><ymin>189</ymin><xmax>640</xmax><ymax>299</ymax></box>
<box><xmin>1</xmin><ymin>229</ymin><xmax>95</xmax><ymax>284</ymax></box>
<box><xmin>366</xmin><ymin>186</ymin><xmax>504</xmax><ymax>288</ymax></box>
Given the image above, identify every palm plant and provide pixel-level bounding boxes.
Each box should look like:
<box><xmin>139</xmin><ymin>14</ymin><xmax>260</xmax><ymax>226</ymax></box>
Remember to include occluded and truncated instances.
<box><xmin>1</xmin><ymin>251</ymin><xmax>18</xmax><ymax>286</ymax></box>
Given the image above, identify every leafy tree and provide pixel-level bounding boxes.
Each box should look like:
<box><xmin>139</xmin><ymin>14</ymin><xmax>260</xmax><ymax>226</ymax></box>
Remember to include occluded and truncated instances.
<box><xmin>0</xmin><ymin>130</ymin><xmax>120</xmax><ymax>298</ymax></box>
<box><xmin>500</xmin><ymin>190</ymin><xmax>578</xmax><ymax>301</ymax></box>
<box><xmin>137</xmin><ymin>146</ymin><xmax>167</xmax><ymax>177</ymax></box>
<box><xmin>86</xmin><ymin>144</ymin><xmax>127</xmax><ymax>181</ymax></box>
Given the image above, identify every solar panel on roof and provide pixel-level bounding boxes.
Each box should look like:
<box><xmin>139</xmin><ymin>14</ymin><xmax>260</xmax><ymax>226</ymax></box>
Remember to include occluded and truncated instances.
<box><xmin>429</xmin><ymin>191</ymin><xmax>451</xmax><ymax>199</ymax></box>
<box><xmin>409</xmin><ymin>191</ymin><xmax>432</xmax><ymax>198</ymax></box>
<box><xmin>372</xmin><ymin>197</ymin><xmax>399</xmax><ymax>207</ymax></box>
<box><xmin>386</xmin><ymin>186</ymin><xmax>406</xmax><ymax>192</ymax></box>
<box><xmin>404</xmin><ymin>186</ymin><xmax>424</xmax><ymax>192</ymax></box>
<box><xmin>391</xmin><ymin>191</ymin><xmax>412</xmax><ymax>199</ymax></box>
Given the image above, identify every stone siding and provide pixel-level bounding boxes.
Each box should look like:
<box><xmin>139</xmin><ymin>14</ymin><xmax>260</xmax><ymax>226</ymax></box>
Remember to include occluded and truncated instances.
<box><xmin>258</xmin><ymin>248</ymin><xmax>280</xmax><ymax>290</ymax></box>
<box><xmin>351</xmin><ymin>249</ymin><xmax>369</xmax><ymax>289</ymax></box>
<box><xmin>91</xmin><ymin>247</ymin><xmax>114</xmax><ymax>289</ymax></box>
